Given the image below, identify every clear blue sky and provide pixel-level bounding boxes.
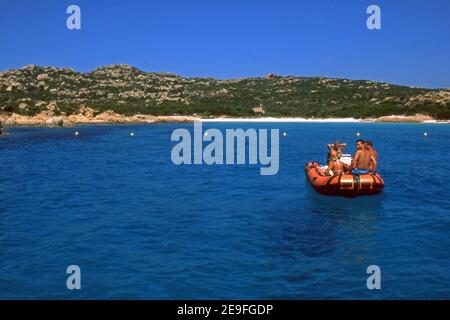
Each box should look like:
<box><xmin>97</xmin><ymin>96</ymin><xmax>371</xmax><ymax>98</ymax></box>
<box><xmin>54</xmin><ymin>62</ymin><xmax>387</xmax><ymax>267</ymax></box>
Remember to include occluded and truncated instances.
<box><xmin>0</xmin><ymin>0</ymin><xmax>449</xmax><ymax>88</ymax></box>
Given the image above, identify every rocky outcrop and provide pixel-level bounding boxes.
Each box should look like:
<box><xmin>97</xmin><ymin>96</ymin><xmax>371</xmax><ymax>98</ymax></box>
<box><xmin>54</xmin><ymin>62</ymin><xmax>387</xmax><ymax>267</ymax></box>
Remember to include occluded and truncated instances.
<box><xmin>93</xmin><ymin>110</ymin><xmax>127</xmax><ymax>123</ymax></box>
<box><xmin>45</xmin><ymin>116</ymin><xmax>64</xmax><ymax>127</ymax></box>
<box><xmin>375</xmin><ymin>114</ymin><xmax>434</xmax><ymax>123</ymax></box>
<box><xmin>79</xmin><ymin>106</ymin><xmax>95</xmax><ymax>118</ymax></box>
<box><xmin>266</xmin><ymin>73</ymin><xmax>280</xmax><ymax>79</ymax></box>
<box><xmin>0</xmin><ymin>111</ymin><xmax>196</xmax><ymax>126</ymax></box>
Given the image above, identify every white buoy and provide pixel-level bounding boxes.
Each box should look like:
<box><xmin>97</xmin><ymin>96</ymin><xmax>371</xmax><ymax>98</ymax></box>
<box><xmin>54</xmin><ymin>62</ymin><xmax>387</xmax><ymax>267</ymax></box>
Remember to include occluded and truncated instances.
<box><xmin>130</xmin><ymin>132</ymin><xmax>134</xmax><ymax>137</ymax></box>
<box><xmin>424</xmin><ymin>132</ymin><xmax>428</xmax><ymax>137</ymax></box>
<box><xmin>74</xmin><ymin>131</ymin><xmax>79</xmax><ymax>136</ymax></box>
<box><xmin>283</xmin><ymin>132</ymin><xmax>287</xmax><ymax>137</ymax></box>
<box><xmin>356</xmin><ymin>132</ymin><xmax>361</xmax><ymax>136</ymax></box>
<box><xmin>204</xmin><ymin>132</ymin><xmax>208</xmax><ymax>137</ymax></box>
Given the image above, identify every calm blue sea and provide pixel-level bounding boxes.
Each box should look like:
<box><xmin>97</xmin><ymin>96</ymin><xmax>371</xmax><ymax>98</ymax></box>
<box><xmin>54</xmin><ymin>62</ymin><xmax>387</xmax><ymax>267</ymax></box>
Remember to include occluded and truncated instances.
<box><xmin>0</xmin><ymin>122</ymin><xmax>449</xmax><ymax>299</ymax></box>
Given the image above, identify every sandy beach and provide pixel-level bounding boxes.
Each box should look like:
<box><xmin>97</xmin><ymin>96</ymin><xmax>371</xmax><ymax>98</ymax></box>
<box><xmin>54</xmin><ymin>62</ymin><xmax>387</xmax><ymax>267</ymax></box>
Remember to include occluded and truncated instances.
<box><xmin>199</xmin><ymin>117</ymin><xmax>361</xmax><ymax>123</ymax></box>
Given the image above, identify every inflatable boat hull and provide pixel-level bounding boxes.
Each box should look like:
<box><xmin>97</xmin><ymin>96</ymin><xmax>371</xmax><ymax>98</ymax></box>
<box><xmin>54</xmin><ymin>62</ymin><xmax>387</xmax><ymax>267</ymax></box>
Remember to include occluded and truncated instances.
<box><xmin>305</xmin><ymin>162</ymin><xmax>384</xmax><ymax>197</ymax></box>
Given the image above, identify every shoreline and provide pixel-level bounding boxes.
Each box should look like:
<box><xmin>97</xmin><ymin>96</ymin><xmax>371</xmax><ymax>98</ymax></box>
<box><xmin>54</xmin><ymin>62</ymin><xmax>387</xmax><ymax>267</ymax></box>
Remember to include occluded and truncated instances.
<box><xmin>1</xmin><ymin>112</ymin><xmax>449</xmax><ymax>127</ymax></box>
<box><xmin>200</xmin><ymin>117</ymin><xmax>361</xmax><ymax>123</ymax></box>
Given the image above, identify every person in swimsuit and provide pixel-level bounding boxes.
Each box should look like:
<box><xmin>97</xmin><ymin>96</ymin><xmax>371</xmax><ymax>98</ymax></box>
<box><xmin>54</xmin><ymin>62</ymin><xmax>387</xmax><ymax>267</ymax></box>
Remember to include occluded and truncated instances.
<box><xmin>364</xmin><ymin>141</ymin><xmax>378</xmax><ymax>171</ymax></box>
<box><xmin>325</xmin><ymin>153</ymin><xmax>346</xmax><ymax>176</ymax></box>
<box><xmin>327</xmin><ymin>140</ymin><xmax>347</xmax><ymax>163</ymax></box>
<box><xmin>349</xmin><ymin>140</ymin><xmax>377</xmax><ymax>174</ymax></box>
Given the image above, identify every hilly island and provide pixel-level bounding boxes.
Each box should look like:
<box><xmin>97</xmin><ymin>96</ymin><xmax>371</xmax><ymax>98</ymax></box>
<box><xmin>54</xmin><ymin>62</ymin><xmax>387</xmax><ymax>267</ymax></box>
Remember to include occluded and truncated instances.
<box><xmin>0</xmin><ymin>64</ymin><xmax>449</xmax><ymax>126</ymax></box>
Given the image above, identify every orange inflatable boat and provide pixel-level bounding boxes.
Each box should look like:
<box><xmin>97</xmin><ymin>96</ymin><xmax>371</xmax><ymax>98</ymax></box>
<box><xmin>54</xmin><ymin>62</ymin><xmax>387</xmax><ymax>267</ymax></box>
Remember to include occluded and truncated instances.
<box><xmin>305</xmin><ymin>161</ymin><xmax>384</xmax><ymax>197</ymax></box>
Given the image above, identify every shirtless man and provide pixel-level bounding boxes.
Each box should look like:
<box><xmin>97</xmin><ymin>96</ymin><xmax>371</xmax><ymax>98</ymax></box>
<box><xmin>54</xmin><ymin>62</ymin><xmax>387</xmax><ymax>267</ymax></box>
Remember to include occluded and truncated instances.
<box><xmin>365</xmin><ymin>141</ymin><xmax>378</xmax><ymax>171</ymax></box>
<box><xmin>325</xmin><ymin>154</ymin><xmax>346</xmax><ymax>176</ymax></box>
<box><xmin>349</xmin><ymin>140</ymin><xmax>377</xmax><ymax>174</ymax></box>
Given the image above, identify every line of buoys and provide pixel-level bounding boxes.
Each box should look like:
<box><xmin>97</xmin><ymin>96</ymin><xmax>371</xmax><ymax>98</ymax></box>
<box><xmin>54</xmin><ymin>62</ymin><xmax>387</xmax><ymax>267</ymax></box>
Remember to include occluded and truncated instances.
<box><xmin>75</xmin><ymin>131</ymin><xmax>139</xmax><ymax>137</ymax></box>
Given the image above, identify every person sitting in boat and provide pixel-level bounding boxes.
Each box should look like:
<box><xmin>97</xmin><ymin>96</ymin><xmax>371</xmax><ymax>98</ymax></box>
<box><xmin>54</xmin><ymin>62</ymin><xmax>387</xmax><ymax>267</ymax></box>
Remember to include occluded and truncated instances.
<box><xmin>364</xmin><ymin>140</ymin><xmax>378</xmax><ymax>171</ymax></box>
<box><xmin>325</xmin><ymin>153</ymin><xmax>346</xmax><ymax>176</ymax></box>
<box><xmin>349</xmin><ymin>140</ymin><xmax>377</xmax><ymax>175</ymax></box>
<box><xmin>326</xmin><ymin>140</ymin><xmax>347</xmax><ymax>163</ymax></box>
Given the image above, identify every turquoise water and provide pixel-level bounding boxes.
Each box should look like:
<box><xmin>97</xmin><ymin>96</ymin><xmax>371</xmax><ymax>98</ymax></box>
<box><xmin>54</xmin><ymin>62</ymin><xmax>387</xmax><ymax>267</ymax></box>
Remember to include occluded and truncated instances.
<box><xmin>0</xmin><ymin>123</ymin><xmax>449</xmax><ymax>299</ymax></box>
